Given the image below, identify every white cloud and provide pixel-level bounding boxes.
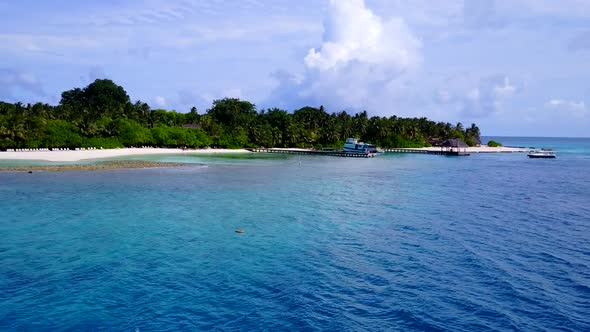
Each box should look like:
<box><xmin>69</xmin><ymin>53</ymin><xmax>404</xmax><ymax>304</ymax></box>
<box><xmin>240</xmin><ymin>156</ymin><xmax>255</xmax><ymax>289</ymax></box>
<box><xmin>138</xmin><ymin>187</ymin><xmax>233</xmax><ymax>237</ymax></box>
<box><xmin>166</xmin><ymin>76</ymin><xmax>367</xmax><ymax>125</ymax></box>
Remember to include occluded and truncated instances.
<box><xmin>545</xmin><ymin>99</ymin><xmax>586</xmax><ymax>116</ymax></box>
<box><xmin>154</xmin><ymin>96</ymin><xmax>167</xmax><ymax>108</ymax></box>
<box><xmin>304</xmin><ymin>0</ymin><xmax>420</xmax><ymax>72</ymax></box>
<box><xmin>3</xmin><ymin>0</ymin><xmax>589</xmax><ymax>137</ymax></box>
<box><xmin>0</xmin><ymin>0</ymin><xmax>321</xmax><ymax>65</ymax></box>
<box><xmin>272</xmin><ymin>0</ymin><xmax>421</xmax><ymax>112</ymax></box>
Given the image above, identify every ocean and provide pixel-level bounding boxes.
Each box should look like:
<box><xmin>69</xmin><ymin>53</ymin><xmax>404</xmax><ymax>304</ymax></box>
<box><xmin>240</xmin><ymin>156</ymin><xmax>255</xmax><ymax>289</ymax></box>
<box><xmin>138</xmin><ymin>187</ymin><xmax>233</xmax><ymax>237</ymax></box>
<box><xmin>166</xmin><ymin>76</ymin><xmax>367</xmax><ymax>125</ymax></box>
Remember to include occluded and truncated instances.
<box><xmin>1</xmin><ymin>137</ymin><xmax>589</xmax><ymax>331</ymax></box>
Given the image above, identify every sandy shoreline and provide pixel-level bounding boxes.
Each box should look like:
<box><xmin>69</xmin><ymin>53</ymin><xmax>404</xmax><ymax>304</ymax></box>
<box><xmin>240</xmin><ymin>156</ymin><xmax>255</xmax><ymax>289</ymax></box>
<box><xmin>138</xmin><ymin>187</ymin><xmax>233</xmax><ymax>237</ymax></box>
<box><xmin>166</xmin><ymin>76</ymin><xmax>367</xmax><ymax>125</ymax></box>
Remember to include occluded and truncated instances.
<box><xmin>0</xmin><ymin>145</ymin><xmax>527</xmax><ymax>163</ymax></box>
<box><xmin>0</xmin><ymin>148</ymin><xmax>250</xmax><ymax>162</ymax></box>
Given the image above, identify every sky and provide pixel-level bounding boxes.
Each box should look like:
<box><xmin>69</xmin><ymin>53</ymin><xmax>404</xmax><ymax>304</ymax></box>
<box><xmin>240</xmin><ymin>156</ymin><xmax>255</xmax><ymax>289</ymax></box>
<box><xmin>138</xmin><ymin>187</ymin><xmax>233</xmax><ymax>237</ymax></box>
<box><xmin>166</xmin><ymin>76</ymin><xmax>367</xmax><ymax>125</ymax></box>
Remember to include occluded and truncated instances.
<box><xmin>0</xmin><ymin>0</ymin><xmax>589</xmax><ymax>137</ymax></box>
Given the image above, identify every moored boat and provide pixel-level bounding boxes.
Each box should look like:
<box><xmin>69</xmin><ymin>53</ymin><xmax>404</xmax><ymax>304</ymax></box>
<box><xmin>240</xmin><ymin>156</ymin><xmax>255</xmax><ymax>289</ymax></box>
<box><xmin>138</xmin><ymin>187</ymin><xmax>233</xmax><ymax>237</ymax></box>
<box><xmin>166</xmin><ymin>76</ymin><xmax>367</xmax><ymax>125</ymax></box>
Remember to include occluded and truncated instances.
<box><xmin>528</xmin><ymin>149</ymin><xmax>556</xmax><ymax>158</ymax></box>
<box><xmin>343</xmin><ymin>138</ymin><xmax>378</xmax><ymax>154</ymax></box>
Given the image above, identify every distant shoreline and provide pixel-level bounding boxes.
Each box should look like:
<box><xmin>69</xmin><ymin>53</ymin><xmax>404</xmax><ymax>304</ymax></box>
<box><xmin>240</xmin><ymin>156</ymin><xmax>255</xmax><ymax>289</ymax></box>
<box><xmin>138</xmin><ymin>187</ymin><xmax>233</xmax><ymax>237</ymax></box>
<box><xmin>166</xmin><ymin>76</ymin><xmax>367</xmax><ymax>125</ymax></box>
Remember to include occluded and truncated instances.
<box><xmin>0</xmin><ymin>148</ymin><xmax>251</xmax><ymax>162</ymax></box>
<box><xmin>0</xmin><ymin>145</ymin><xmax>529</xmax><ymax>164</ymax></box>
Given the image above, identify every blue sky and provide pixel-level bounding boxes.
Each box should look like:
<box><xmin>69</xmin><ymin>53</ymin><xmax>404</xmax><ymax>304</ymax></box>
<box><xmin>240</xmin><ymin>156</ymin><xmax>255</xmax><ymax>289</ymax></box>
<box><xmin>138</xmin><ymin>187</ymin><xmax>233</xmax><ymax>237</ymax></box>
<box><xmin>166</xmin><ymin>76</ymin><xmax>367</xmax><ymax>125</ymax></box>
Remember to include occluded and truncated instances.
<box><xmin>1</xmin><ymin>0</ymin><xmax>589</xmax><ymax>136</ymax></box>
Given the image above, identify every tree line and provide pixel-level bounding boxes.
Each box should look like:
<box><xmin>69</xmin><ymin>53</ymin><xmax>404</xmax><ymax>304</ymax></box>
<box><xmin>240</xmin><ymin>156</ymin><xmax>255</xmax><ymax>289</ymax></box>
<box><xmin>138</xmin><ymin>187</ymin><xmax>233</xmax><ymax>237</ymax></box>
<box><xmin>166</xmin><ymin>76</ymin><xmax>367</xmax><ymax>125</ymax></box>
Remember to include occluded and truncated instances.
<box><xmin>0</xmin><ymin>79</ymin><xmax>481</xmax><ymax>150</ymax></box>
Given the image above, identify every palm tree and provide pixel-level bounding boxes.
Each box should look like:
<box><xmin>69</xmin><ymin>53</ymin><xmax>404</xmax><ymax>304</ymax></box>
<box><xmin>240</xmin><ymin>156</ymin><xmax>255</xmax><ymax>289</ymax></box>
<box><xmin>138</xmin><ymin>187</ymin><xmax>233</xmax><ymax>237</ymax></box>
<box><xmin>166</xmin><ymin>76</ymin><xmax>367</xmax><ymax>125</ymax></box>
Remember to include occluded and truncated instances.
<box><xmin>408</xmin><ymin>125</ymin><xmax>419</xmax><ymax>141</ymax></box>
<box><xmin>467</xmin><ymin>123</ymin><xmax>481</xmax><ymax>138</ymax></box>
<box><xmin>456</xmin><ymin>122</ymin><xmax>464</xmax><ymax>132</ymax></box>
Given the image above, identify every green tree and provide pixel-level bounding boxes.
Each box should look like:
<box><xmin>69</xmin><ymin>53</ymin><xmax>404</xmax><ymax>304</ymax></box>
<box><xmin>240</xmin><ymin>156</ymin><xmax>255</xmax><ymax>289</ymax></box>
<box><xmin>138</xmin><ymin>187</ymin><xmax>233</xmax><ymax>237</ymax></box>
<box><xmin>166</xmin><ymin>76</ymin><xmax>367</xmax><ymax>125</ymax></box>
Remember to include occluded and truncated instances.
<box><xmin>43</xmin><ymin>120</ymin><xmax>83</xmax><ymax>148</ymax></box>
<box><xmin>115</xmin><ymin>119</ymin><xmax>152</xmax><ymax>147</ymax></box>
<box><xmin>208</xmin><ymin>98</ymin><xmax>256</xmax><ymax>128</ymax></box>
<box><xmin>0</xmin><ymin>80</ymin><xmax>483</xmax><ymax>150</ymax></box>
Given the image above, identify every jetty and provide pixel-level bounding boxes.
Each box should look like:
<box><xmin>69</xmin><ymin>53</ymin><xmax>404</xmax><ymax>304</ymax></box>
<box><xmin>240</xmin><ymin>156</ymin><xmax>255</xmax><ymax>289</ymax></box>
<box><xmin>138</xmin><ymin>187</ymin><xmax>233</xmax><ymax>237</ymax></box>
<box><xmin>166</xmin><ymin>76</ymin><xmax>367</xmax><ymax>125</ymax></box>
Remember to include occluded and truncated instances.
<box><xmin>247</xmin><ymin>148</ymin><xmax>471</xmax><ymax>157</ymax></box>
<box><xmin>247</xmin><ymin>138</ymin><xmax>478</xmax><ymax>158</ymax></box>
<box><xmin>382</xmin><ymin>148</ymin><xmax>470</xmax><ymax>156</ymax></box>
<box><xmin>380</xmin><ymin>138</ymin><xmax>471</xmax><ymax>156</ymax></box>
<box><xmin>247</xmin><ymin>148</ymin><xmax>377</xmax><ymax>158</ymax></box>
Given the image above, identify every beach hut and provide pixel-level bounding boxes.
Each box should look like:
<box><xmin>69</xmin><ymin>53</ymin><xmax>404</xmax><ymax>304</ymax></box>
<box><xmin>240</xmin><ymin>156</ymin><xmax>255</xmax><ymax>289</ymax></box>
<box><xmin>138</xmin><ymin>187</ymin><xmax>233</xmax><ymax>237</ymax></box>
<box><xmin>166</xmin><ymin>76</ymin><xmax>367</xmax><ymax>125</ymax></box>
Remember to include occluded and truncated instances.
<box><xmin>427</xmin><ymin>137</ymin><xmax>443</xmax><ymax>147</ymax></box>
<box><xmin>441</xmin><ymin>138</ymin><xmax>469</xmax><ymax>155</ymax></box>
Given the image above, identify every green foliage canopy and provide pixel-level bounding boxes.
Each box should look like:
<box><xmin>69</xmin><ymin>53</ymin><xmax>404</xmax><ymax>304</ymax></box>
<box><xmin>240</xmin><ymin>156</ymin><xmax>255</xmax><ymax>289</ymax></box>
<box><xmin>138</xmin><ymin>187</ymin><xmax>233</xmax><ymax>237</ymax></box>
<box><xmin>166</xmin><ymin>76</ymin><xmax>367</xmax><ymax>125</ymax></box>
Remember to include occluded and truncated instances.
<box><xmin>0</xmin><ymin>79</ymin><xmax>483</xmax><ymax>150</ymax></box>
<box><xmin>487</xmin><ymin>140</ymin><xmax>502</xmax><ymax>147</ymax></box>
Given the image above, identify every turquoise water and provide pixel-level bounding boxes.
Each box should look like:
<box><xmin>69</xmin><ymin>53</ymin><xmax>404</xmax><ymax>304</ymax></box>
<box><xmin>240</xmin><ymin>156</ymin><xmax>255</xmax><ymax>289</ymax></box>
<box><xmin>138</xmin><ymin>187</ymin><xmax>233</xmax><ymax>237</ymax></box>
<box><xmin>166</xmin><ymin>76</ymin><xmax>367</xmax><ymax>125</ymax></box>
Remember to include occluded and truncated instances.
<box><xmin>1</xmin><ymin>138</ymin><xmax>589</xmax><ymax>330</ymax></box>
<box><xmin>484</xmin><ymin>136</ymin><xmax>590</xmax><ymax>156</ymax></box>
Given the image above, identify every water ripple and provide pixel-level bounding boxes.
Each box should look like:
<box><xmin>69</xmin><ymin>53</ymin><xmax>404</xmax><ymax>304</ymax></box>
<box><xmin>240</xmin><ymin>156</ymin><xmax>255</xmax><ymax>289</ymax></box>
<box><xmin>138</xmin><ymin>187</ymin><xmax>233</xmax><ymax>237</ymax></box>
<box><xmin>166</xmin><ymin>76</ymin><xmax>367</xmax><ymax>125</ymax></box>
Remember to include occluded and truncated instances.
<box><xmin>1</xmin><ymin>148</ymin><xmax>590</xmax><ymax>330</ymax></box>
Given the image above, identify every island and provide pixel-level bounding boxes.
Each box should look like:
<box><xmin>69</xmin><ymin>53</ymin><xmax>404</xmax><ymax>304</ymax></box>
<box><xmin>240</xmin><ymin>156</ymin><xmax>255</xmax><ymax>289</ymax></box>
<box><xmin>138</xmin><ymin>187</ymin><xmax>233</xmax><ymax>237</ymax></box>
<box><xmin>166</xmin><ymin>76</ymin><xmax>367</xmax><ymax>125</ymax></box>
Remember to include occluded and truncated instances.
<box><xmin>0</xmin><ymin>79</ymin><xmax>487</xmax><ymax>148</ymax></box>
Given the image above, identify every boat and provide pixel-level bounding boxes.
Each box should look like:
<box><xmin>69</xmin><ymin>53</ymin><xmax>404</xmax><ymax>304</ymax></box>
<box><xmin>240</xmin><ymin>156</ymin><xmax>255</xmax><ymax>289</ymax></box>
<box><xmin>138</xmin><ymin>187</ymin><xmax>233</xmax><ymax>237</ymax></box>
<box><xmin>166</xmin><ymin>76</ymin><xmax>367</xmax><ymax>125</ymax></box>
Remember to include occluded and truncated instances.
<box><xmin>528</xmin><ymin>149</ymin><xmax>556</xmax><ymax>159</ymax></box>
<box><xmin>343</xmin><ymin>138</ymin><xmax>378</xmax><ymax>154</ymax></box>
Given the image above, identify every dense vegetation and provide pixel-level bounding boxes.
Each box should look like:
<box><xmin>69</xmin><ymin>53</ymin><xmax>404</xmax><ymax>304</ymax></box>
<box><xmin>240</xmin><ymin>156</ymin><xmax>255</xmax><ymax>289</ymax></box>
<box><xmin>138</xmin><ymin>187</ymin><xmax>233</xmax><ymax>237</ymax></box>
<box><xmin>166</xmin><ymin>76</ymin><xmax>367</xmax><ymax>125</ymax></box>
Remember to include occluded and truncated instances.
<box><xmin>0</xmin><ymin>79</ymin><xmax>482</xmax><ymax>150</ymax></box>
<box><xmin>487</xmin><ymin>140</ymin><xmax>502</xmax><ymax>147</ymax></box>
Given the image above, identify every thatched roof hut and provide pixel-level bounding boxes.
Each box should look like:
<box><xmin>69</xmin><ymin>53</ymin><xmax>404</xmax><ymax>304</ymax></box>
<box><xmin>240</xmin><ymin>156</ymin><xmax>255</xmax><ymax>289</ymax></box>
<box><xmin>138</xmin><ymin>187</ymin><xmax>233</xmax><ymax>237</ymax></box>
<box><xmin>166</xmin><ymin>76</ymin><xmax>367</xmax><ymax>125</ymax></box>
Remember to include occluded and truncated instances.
<box><xmin>441</xmin><ymin>138</ymin><xmax>469</xmax><ymax>148</ymax></box>
<box><xmin>427</xmin><ymin>137</ymin><xmax>443</xmax><ymax>146</ymax></box>
<box><xmin>472</xmin><ymin>136</ymin><xmax>482</xmax><ymax>146</ymax></box>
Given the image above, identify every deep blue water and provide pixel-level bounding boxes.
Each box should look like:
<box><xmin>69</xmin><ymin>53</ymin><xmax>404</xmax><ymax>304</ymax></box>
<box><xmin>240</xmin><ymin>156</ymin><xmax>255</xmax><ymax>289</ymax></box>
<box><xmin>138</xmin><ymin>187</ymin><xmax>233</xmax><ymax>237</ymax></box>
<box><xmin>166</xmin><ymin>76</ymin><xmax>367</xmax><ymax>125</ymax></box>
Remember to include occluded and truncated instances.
<box><xmin>1</xmin><ymin>138</ymin><xmax>589</xmax><ymax>331</ymax></box>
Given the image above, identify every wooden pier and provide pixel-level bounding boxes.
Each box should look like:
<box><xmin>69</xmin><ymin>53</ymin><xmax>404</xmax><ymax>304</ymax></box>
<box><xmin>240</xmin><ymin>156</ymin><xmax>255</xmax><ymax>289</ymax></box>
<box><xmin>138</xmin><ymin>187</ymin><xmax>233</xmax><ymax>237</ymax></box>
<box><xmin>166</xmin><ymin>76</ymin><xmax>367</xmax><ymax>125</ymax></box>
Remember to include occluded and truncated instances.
<box><xmin>381</xmin><ymin>148</ymin><xmax>470</xmax><ymax>156</ymax></box>
<box><xmin>247</xmin><ymin>148</ymin><xmax>377</xmax><ymax>158</ymax></box>
<box><xmin>247</xmin><ymin>148</ymin><xmax>469</xmax><ymax>157</ymax></box>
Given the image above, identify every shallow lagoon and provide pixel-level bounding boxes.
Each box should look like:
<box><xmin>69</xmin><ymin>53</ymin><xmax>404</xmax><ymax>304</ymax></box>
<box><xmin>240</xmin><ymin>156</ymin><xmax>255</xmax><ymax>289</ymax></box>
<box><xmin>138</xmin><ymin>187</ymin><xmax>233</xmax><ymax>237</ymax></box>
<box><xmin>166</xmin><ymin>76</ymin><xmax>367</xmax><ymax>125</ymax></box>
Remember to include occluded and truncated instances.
<box><xmin>1</xmin><ymin>138</ymin><xmax>589</xmax><ymax>330</ymax></box>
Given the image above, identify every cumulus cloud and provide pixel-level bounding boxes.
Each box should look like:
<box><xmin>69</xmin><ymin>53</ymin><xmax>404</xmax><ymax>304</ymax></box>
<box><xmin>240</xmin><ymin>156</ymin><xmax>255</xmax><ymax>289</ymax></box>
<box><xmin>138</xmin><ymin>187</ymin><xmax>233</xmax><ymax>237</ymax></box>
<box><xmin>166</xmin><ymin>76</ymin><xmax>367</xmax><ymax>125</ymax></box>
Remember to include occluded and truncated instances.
<box><xmin>304</xmin><ymin>0</ymin><xmax>420</xmax><ymax>72</ymax></box>
<box><xmin>270</xmin><ymin>0</ymin><xmax>421</xmax><ymax>112</ymax></box>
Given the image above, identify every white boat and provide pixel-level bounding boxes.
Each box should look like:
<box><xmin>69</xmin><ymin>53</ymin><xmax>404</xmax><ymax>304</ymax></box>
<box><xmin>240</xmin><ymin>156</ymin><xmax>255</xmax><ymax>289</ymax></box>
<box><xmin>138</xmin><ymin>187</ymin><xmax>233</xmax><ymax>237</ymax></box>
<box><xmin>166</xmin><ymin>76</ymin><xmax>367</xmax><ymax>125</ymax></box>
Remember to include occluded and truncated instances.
<box><xmin>343</xmin><ymin>138</ymin><xmax>378</xmax><ymax>154</ymax></box>
<box><xmin>528</xmin><ymin>149</ymin><xmax>556</xmax><ymax>158</ymax></box>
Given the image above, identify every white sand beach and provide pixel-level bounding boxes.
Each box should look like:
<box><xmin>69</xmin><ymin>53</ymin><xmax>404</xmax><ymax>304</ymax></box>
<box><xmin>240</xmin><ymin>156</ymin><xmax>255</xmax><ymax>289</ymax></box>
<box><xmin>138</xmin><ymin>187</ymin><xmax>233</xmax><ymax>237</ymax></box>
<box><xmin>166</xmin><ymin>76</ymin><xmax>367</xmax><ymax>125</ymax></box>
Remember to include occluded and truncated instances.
<box><xmin>0</xmin><ymin>145</ymin><xmax>528</xmax><ymax>162</ymax></box>
<box><xmin>0</xmin><ymin>148</ymin><xmax>251</xmax><ymax>162</ymax></box>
